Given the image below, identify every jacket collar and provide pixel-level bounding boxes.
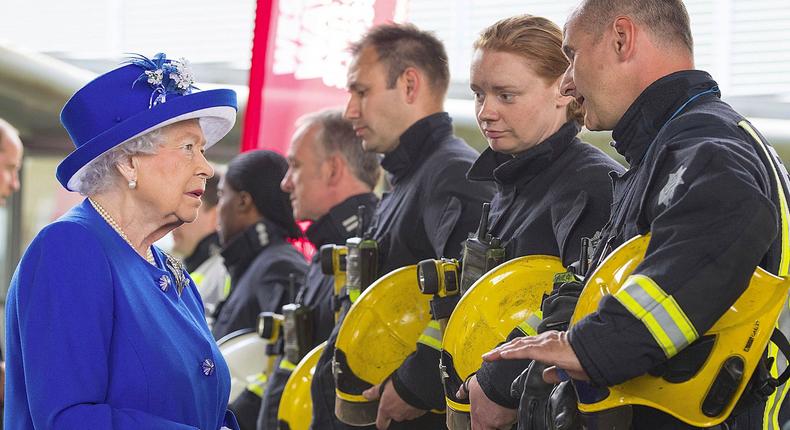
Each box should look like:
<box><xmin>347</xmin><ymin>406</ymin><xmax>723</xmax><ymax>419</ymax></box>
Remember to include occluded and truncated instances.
<box><xmin>612</xmin><ymin>70</ymin><xmax>720</xmax><ymax>166</ymax></box>
<box><xmin>305</xmin><ymin>192</ymin><xmax>379</xmax><ymax>247</ymax></box>
<box><xmin>380</xmin><ymin>112</ymin><xmax>454</xmax><ymax>183</ymax></box>
<box><xmin>467</xmin><ymin>121</ymin><xmax>581</xmax><ymax>186</ymax></box>
<box><xmin>221</xmin><ymin>218</ymin><xmax>287</xmax><ymax>270</ymax></box>
<box><xmin>183</xmin><ymin>231</ymin><xmax>221</xmax><ymax>273</ymax></box>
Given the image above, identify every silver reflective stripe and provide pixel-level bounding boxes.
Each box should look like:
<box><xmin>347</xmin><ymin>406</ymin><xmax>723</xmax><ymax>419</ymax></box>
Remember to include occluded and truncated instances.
<box><xmin>516</xmin><ymin>312</ymin><xmax>543</xmax><ymax>337</ymax></box>
<box><xmin>614</xmin><ymin>274</ymin><xmax>698</xmax><ymax>358</ymax></box>
<box><xmin>418</xmin><ymin>320</ymin><xmax>443</xmax><ymax>350</ymax></box>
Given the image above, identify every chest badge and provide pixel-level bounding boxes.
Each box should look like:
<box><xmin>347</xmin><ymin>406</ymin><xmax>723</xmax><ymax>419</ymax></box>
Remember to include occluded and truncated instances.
<box><xmin>658</xmin><ymin>165</ymin><xmax>687</xmax><ymax>207</ymax></box>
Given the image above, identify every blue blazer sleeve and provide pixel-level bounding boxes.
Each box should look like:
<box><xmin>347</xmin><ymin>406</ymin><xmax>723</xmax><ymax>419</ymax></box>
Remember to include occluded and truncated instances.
<box><xmin>6</xmin><ymin>221</ymin><xmax>200</xmax><ymax>429</ymax></box>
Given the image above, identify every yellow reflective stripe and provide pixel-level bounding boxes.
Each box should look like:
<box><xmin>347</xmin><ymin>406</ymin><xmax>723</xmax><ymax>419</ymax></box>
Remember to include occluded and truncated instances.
<box><xmin>446</xmin><ymin>397</ymin><xmax>471</xmax><ymax>413</ymax></box>
<box><xmin>516</xmin><ymin>311</ymin><xmax>543</xmax><ymax>337</ymax></box>
<box><xmin>279</xmin><ymin>359</ymin><xmax>297</xmax><ymax>371</ymax></box>
<box><xmin>223</xmin><ymin>275</ymin><xmax>231</xmax><ymax>299</ymax></box>
<box><xmin>740</xmin><ymin>121</ymin><xmax>790</xmax><ymax>430</ymax></box>
<box><xmin>763</xmin><ymin>339</ymin><xmax>790</xmax><ymax>430</ymax></box>
<box><xmin>245</xmin><ymin>372</ymin><xmax>269</xmax><ymax>397</ymax></box>
<box><xmin>614</xmin><ymin>275</ymin><xmax>698</xmax><ymax>358</ymax></box>
<box><xmin>418</xmin><ymin>320</ymin><xmax>443</xmax><ymax>350</ymax></box>
<box><xmin>336</xmin><ymin>390</ymin><xmax>368</xmax><ymax>402</ymax></box>
<box><xmin>191</xmin><ymin>272</ymin><xmax>205</xmax><ymax>286</ymax></box>
<box><xmin>740</xmin><ymin>120</ymin><xmax>790</xmax><ymax>277</ymax></box>
<box><xmin>417</xmin><ymin>336</ymin><xmax>443</xmax><ymax>350</ymax></box>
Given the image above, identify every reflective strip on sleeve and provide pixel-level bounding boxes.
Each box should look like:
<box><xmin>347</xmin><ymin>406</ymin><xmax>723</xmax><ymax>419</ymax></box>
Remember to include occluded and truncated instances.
<box><xmin>245</xmin><ymin>372</ymin><xmax>269</xmax><ymax>398</ymax></box>
<box><xmin>614</xmin><ymin>274</ymin><xmax>698</xmax><ymax>358</ymax></box>
<box><xmin>349</xmin><ymin>289</ymin><xmax>361</xmax><ymax>303</ymax></box>
<box><xmin>279</xmin><ymin>358</ymin><xmax>297</xmax><ymax>371</ymax></box>
<box><xmin>223</xmin><ymin>275</ymin><xmax>231</xmax><ymax>299</ymax></box>
<box><xmin>738</xmin><ymin>121</ymin><xmax>790</xmax><ymax>430</ymax></box>
<box><xmin>417</xmin><ymin>320</ymin><xmax>443</xmax><ymax>350</ymax></box>
<box><xmin>763</xmin><ymin>296</ymin><xmax>790</xmax><ymax>430</ymax></box>
<box><xmin>516</xmin><ymin>311</ymin><xmax>544</xmax><ymax>337</ymax></box>
<box><xmin>739</xmin><ymin>120</ymin><xmax>790</xmax><ymax>277</ymax></box>
<box><xmin>763</xmin><ymin>340</ymin><xmax>788</xmax><ymax>430</ymax></box>
<box><xmin>191</xmin><ymin>272</ymin><xmax>206</xmax><ymax>286</ymax></box>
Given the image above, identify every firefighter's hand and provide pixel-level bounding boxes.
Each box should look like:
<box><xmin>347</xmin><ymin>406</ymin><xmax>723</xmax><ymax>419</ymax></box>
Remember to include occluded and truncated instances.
<box><xmin>482</xmin><ymin>331</ymin><xmax>590</xmax><ymax>383</ymax></box>
<box><xmin>362</xmin><ymin>379</ymin><xmax>427</xmax><ymax>429</ymax></box>
<box><xmin>456</xmin><ymin>375</ymin><xmax>517</xmax><ymax>430</ymax></box>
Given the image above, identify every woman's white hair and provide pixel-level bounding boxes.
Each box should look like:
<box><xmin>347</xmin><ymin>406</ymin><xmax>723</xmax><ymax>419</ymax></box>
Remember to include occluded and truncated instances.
<box><xmin>71</xmin><ymin>129</ymin><xmax>164</xmax><ymax>196</ymax></box>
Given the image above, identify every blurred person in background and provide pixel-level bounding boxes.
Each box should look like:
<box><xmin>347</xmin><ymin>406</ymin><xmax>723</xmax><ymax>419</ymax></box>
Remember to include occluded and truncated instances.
<box><xmin>0</xmin><ymin>117</ymin><xmax>24</xmax><ymax>426</ymax></box>
<box><xmin>212</xmin><ymin>149</ymin><xmax>308</xmax><ymax>430</ymax></box>
<box><xmin>257</xmin><ymin>108</ymin><xmax>380</xmax><ymax>430</ymax></box>
<box><xmin>0</xmin><ymin>118</ymin><xmax>23</xmax><ymax>206</ymax></box>
<box><xmin>172</xmin><ymin>173</ymin><xmax>228</xmax><ymax>321</ymax></box>
<box><xmin>4</xmin><ymin>54</ymin><xmax>240</xmax><ymax>429</ymax></box>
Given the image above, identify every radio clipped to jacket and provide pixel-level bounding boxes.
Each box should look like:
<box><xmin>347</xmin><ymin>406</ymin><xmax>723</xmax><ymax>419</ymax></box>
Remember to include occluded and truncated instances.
<box><xmin>344</xmin><ymin>205</ymin><xmax>378</xmax><ymax>303</ymax></box>
<box><xmin>459</xmin><ymin>202</ymin><xmax>506</xmax><ymax>294</ymax></box>
<box><xmin>320</xmin><ymin>243</ymin><xmax>348</xmax><ymax>320</ymax></box>
<box><xmin>281</xmin><ymin>273</ymin><xmax>313</xmax><ymax>365</ymax></box>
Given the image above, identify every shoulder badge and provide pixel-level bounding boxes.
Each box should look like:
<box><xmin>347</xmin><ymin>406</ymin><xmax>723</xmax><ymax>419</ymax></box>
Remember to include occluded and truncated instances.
<box><xmin>658</xmin><ymin>165</ymin><xmax>687</xmax><ymax>208</ymax></box>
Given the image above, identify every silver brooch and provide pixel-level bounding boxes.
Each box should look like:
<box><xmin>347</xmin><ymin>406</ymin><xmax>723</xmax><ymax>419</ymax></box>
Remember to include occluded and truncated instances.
<box><xmin>159</xmin><ymin>275</ymin><xmax>170</xmax><ymax>292</ymax></box>
<box><xmin>164</xmin><ymin>252</ymin><xmax>189</xmax><ymax>295</ymax></box>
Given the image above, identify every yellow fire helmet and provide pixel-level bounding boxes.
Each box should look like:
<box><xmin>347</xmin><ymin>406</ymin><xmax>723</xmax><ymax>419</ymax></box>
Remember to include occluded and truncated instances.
<box><xmin>277</xmin><ymin>341</ymin><xmax>326</xmax><ymax>430</ymax></box>
<box><xmin>569</xmin><ymin>234</ymin><xmax>790</xmax><ymax>427</ymax></box>
<box><xmin>333</xmin><ymin>265</ymin><xmax>432</xmax><ymax>425</ymax></box>
<box><xmin>441</xmin><ymin>255</ymin><xmax>563</xmax><ymax>429</ymax></box>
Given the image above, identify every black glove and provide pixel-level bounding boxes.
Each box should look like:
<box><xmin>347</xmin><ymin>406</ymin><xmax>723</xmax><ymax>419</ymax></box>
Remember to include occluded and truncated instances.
<box><xmin>513</xmin><ymin>361</ymin><xmax>554</xmax><ymax>430</ymax></box>
<box><xmin>538</xmin><ymin>279</ymin><xmax>584</xmax><ymax>333</ymax></box>
<box><xmin>546</xmin><ymin>381</ymin><xmax>581</xmax><ymax>430</ymax></box>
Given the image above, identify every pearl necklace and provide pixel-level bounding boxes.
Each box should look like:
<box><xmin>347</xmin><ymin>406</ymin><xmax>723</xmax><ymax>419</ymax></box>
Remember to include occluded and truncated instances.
<box><xmin>89</xmin><ymin>198</ymin><xmax>156</xmax><ymax>265</ymax></box>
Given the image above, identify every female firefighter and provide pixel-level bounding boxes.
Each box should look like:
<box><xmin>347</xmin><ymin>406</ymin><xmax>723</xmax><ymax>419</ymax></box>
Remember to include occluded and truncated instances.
<box><xmin>453</xmin><ymin>15</ymin><xmax>624</xmax><ymax>430</ymax></box>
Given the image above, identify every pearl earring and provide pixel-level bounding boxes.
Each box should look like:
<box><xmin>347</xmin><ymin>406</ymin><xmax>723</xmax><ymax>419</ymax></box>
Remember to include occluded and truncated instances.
<box><xmin>128</xmin><ymin>179</ymin><xmax>137</xmax><ymax>190</ymax></box>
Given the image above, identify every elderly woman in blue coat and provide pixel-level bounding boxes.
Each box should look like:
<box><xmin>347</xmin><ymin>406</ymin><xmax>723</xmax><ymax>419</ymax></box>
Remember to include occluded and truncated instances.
<box><xmin>5</xmin><ymin>54</ymin><xmax>240</xmax><ymax>429</ymax></box>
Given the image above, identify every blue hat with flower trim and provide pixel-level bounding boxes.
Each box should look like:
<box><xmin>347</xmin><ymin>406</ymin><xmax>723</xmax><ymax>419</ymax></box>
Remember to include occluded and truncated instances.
<box><xmin>57</xmin><ymin>53</ymin><xmax>238</xmax><ymax>191</ymax></box>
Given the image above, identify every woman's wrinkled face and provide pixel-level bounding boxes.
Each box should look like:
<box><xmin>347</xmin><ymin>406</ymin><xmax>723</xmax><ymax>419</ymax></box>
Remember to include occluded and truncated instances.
<box><xmin>135</xmin><ymin>119</ymin><xmax>214</xmax><ymax>224</ymax></box>
<box><xmin>470</xmin><ymin>49</ymin><xmax>569</xmax><ymax>155</ymax></box>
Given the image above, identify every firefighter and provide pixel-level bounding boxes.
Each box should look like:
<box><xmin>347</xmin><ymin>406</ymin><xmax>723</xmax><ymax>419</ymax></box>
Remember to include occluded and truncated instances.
<box><xmin>256</xmin><ymin>109</ymin><xmax>380</xmax><ymax>429</ymax></box>
<box><xmin>446</xmin><ymin>15</ymin><xmax>624</xmax><ymax>430</ymax></box>
<box><xmin>310</xmin><ymin>23</ymin><xmax>495</xmax><ymax>430</ymax></box>
<box><xmin>485</xmin><ymin>1</ymin><xmax>790</xmax><ymax>429</ymax></box>
<box><xmin>214</xmin><ymin>150</ymin><xmax>308</xmax><ymax>430</ymax></box>
<box><xmin>172</xmin><ymin>173</ymin><xmax>228</xmax><ymax>322</ymax></box>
